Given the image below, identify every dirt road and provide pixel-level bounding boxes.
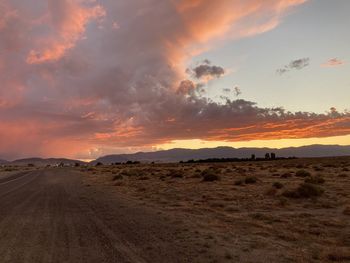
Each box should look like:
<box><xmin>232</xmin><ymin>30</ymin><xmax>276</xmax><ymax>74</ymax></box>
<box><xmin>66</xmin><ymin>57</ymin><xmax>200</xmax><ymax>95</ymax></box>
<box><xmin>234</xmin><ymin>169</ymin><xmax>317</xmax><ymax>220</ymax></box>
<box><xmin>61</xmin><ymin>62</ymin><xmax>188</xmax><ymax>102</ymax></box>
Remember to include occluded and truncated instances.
<box><xmin>0</xmin><ymin>168</ymin><xmax>200</xmax><ymax>263</ymax></box>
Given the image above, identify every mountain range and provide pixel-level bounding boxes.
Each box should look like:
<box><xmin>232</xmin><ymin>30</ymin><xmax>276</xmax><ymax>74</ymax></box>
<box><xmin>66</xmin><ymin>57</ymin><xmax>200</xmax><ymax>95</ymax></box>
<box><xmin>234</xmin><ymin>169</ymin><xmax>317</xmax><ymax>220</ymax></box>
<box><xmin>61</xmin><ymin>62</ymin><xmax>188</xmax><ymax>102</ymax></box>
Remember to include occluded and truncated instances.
<box><xmin>0</xmin><ymin>159</ymin><xmax>9</xmax><ymax>165</ymax></box>
<box><xmin>1</xmin><ymin>145</ymin><xmax>349</xmax><ymax>166</ymax></box>
<box><xmin>93</xmin><ymin>145</ymin><xmax>350</xmax><ymax>164</ymax></box>
<box><xmin>0</xmin><ymin>158</ymin><xmax>85</xmax><ymax>166</ymax></box>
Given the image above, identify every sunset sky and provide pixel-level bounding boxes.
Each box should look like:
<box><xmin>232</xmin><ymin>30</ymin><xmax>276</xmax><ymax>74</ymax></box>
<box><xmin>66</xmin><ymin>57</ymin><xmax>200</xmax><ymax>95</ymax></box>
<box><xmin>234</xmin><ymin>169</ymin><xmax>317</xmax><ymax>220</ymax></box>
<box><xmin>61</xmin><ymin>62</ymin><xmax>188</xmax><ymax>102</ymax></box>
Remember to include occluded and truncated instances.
<box><xmin>0</xmin><ymin>0</ymin><xmax>349</xmax><ymax>160</ymax></box>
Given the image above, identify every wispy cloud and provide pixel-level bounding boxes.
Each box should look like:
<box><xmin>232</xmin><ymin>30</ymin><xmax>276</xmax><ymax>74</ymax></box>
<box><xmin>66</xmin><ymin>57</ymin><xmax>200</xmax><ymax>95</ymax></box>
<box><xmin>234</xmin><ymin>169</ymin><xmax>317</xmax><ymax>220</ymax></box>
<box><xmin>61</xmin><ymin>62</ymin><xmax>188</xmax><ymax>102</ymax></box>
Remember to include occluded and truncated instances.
<box><xmin>321</xmin><ymin>58</ymin><xmax>346</xmax><ymax>68</ymax></box>
<box><xmin>26</xmin><ymin>0</ymin><xmax>105</xmax><ymax>64</ymax></box>
<box><xmin>277</xmin><ymin>58</ymin><xmax>310</xmax><ymax>75</ymax></box>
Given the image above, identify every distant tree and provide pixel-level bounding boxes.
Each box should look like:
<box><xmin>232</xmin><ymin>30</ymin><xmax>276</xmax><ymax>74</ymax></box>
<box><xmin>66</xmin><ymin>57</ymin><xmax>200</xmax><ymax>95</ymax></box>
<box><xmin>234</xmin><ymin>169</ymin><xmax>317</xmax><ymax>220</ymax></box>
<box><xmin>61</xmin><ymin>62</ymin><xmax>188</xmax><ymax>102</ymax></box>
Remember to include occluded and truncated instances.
<box><xmin>75</xmin><ymin>162</ymin><xmax>80</xmax><ymax>167</ymax></box>
<box><xmin>265</xmin><ymin>153</ymin><xmax>270</xmax><ymax>160</ymax></box>
<box><xmin>126</xmin><ymin>161</ymin><xmax>140</xmax><ymax>165</ymax></box>
<box><xmin>271</xmin><ymin>153</ymin><xmax>276</xmax><ymax>160</ymax></box>
<box><xmin>251</xmin><ymin>154</ymin><xmax>256</xmax><ymax>160</ymax></box>
<box><xmin>95</xmin><ymin>162</ymin><xmax>103</xmax><ymax>167</ymax></box>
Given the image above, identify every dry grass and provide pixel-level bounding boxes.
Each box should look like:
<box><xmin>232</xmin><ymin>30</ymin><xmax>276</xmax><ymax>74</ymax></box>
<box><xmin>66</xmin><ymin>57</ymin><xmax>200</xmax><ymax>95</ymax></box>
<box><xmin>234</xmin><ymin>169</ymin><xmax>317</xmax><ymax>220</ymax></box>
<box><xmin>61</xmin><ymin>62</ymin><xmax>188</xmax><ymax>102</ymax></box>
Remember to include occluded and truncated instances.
<box><xmin>81</xmin><ymin>157</ymin><xmax>350</xmax><ymax>262</ymax></box>
<box><xmin>0</xmin><ymin>165</ymin><xmax>36</xmax><ymax>179</ymax></box>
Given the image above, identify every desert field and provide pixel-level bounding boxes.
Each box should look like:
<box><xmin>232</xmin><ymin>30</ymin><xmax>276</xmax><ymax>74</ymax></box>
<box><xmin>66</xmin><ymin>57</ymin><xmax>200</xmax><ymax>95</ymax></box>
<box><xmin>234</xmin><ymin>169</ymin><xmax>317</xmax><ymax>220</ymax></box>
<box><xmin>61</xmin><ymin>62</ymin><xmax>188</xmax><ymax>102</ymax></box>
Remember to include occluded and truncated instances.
<box><xmin>0</xmin><ymin>165</ymin><xmax>36</xmax><ymax>180</ymax></box>
<box><xmin>82</xmin><ymin>157</ymin><xmax>350</xmax><ymax>262</ymax></box>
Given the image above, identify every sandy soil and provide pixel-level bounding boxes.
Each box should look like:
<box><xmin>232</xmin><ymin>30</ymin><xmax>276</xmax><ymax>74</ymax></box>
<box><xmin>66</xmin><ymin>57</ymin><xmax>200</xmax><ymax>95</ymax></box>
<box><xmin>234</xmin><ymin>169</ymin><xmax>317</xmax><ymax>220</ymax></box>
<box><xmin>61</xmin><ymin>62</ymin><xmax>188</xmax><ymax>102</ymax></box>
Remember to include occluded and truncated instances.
<box><xmin>82</xmin><ymin>157</ymin><xmax>350</xmax><ymax>263</ymax></box>
<box><xmin>0</xmin><ymin>168</ymin><xmax>206</xmax><ymax>263</ymax></box>
<box><xmin>0</xmin><ymin>166</ymin><xmax>36</xmax><ymax>179</ymax></box>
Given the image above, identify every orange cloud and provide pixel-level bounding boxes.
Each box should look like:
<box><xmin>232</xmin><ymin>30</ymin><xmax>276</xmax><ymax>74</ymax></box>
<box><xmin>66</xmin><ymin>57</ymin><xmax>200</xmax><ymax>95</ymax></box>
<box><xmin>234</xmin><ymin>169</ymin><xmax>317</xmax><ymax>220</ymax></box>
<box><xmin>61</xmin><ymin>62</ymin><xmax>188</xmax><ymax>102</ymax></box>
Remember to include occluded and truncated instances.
<box><xmin>209</xmin><ymin>116</ymin><xmax>350</xmax><ymax>142</ymax></box>
<box><xmin>27</xmin><ymin>0</ymin><xmax>105</xmax><ymax>64</ymax></box>
<box><xmin>174</xmin><ymin>0</ymin><xmax>307</xmax><ymax>42</ymax></box>
<box><xmin>4</xmin><ymin>0</ymin><xmax>350</xmax><ymax>161</ymax></box>
<box><xmin>163</xmin><ymin>0</ymin><xmax>309</xmax><ymax>81</ymax></box>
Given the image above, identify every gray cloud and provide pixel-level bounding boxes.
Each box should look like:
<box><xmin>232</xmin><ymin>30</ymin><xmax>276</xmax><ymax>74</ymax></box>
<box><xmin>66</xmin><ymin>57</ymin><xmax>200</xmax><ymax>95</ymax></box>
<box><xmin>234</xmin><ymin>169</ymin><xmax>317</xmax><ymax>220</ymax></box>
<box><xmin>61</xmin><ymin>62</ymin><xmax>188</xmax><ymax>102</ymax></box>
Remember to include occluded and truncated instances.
<box><xmin>190</xmin><ymin>60</ymin><xmax>225</xmax><ymax>80</ymax></box>
<box><xmin>222</xmin><ymin>86</ymin><xmax>241</xmax><ymax>97</ymax></box>
<box><xmin>277</xmin><ymin>58</ymin><xmax>310</xmax><ymax>75</ymax></box>
<box><xmin>234</xmin><ymin>87</ymin><xmax>242</xmax><ymax>97</ymax></box>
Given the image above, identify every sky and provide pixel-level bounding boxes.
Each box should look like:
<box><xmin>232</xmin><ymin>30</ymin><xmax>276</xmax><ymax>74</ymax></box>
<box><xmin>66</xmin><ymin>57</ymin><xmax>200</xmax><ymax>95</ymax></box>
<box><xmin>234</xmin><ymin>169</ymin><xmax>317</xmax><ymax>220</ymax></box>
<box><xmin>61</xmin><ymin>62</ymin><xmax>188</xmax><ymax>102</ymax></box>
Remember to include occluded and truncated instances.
<box><xmin>0</xmin><ymin>0</ymin><xmax>349</xmax><ymax>160</ymax></box>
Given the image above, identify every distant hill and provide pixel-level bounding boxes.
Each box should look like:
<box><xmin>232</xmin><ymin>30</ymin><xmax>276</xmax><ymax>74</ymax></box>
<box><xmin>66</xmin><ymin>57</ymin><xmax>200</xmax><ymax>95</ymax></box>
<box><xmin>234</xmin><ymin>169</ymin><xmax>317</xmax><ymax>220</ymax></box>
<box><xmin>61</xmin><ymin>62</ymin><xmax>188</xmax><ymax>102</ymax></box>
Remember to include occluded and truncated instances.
<box><xmin>92</xmin><ymin>145</ymin><xmax>350</xmax><ymax>164</ymax></box>
<box><xmin>10</xmin><ymin>158</ymin><xmax>86</xmax><ymax>166</ymax></box>
<box><xmin>0</xmin><ymin>159</ymin><xmax>9</xmax><ymax>165</ymax></box>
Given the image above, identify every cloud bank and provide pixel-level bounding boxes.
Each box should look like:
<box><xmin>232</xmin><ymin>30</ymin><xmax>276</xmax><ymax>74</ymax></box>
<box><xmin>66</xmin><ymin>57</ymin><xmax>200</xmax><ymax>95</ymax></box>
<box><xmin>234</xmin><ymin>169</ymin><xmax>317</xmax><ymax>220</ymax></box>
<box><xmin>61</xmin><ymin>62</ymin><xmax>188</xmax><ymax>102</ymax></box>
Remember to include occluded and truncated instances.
<box><xmin>1</xmin><ymin>0</ymin><xmax>349</xmax><ymax>160</ymax></box>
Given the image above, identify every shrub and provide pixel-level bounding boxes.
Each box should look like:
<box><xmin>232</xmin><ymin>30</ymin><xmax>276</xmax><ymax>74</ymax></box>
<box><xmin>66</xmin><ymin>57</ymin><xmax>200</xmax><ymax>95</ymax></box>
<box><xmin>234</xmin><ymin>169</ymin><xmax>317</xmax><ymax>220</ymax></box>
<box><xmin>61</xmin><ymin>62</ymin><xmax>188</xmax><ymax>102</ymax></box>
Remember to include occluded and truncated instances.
<box><xmin>273</xmin><ymin>182</ymin><xmax>284</xmax><ymax>189</ymax></box>
<box><xmin>295</xmin><ymin>170</ymin><xmax>311</xmax><ymax>177</ymax></box>
<box><xmin>296</xmin><ymin>183</ymin><xmax>324</xmax><ymax>197</ymax></box>
<box><xmin>278</xmin><ymin>197</ymin><xmax>288</xmax><ymax>207</ymax></box>
<box><xmin>235</xmin><ymin>167</ymin><xmax>246</xmax><ymax>174</ymax></box>
<box><xmin>245</xmin><ymin>176</ymin><xmax>257</xmax><ymax>184</ymax></box>
<box><xmin>112</xmin><ymin>175</ymin><xmax>123</xmax><ymax>181</ymax></box>
<box><xmin>323</xmin><ymin>164</ymin><xmax>336</xmax><ymax>168</ymax></box>
<box><xmin>266</xmin><ymin>187</ymin><xmax>278</xmax><ymax>196</ymax></box>
<box><xmin>234</xmin><ymin>179</ymin><xmax>244</xmax><ymax>186</ymax></box>
<box><xmin>167</xmin><ymin>169</ymin><xmax>183</xmax><ymax>178</ymax></box>
<box><xmin>327</xmin><ymin>250</ymin><xmax>350</xmax><ymax>262</ymax></box>
<box><xmin>343</xmin><ymin>207</ymin><xmax>350</xmax><ymax>216</ymax></box>
<box><xmin>313</xmin><ymin>166</ymin><xmax>324</xmax><ymax>171</ymax></box>
<box><xmin>281</xmin><ymin>172</ymin><xmax>292</xmax><ymax>179</ymax></box>
<box><xmin>304</xmin><ymin>175</ymin><xmax>325</xmax><ymax>184</ymax></box>
<box><xmin>126</xmin><ymin>161</ymin><xmax>140</xmax><ymax>165</ymax></box>
<box><xmin>201</xmin><ymin>169</ymin><xmax>220</xmax><ymax>182</ymax></box>
<box><xmin>338</xmin><ymin>173</ymin><xmax>348</xmax><ymax>178</ymax></box>
<box><xmin>120</xmin><ymin>169</ymin><xmax>140</xmax><ymax>177</ymax></box>
<box><xmin>95</xmin><ymin>162</ymin><xmax>103</xmax><ymax>167</ymax></box>
<box><xmin>283</xmin><ymin>183</ymin><xmax>324</xmax><ymax>199</ymax></box>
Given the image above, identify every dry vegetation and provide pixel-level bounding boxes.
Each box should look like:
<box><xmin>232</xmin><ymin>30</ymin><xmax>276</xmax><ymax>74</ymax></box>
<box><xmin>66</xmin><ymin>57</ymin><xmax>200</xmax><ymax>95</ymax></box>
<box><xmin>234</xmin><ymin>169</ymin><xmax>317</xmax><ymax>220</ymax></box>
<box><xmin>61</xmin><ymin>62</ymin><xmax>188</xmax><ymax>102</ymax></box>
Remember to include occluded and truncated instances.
<box><xmin>0</xmin><ymin>165</ymin><xmax>36</xmax><ymax>179</ymax></box>
<box><xmin>82</xmin><ymin>157</ymin><xmax>350</xmax><ymax>262</ymax></box>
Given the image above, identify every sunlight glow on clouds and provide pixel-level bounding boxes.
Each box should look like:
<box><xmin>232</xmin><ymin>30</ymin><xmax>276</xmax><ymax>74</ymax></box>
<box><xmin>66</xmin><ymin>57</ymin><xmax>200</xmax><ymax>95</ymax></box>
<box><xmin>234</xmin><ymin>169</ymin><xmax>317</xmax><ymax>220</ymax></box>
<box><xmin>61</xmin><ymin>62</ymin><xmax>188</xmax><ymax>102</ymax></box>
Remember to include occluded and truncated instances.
<box><xmin>0</xmin><ymin>0</ymin><xmax>349</xmax><ymax>160</ymax></box>
<box><xmin>26</xmin><ymin>0</ymin><xmax>105</xmax><ymax>64</ymax></box>
<box><xmin>321</xmin><ymin>58</ymin><xmax>346</xmax><ymax>68</ymax></box>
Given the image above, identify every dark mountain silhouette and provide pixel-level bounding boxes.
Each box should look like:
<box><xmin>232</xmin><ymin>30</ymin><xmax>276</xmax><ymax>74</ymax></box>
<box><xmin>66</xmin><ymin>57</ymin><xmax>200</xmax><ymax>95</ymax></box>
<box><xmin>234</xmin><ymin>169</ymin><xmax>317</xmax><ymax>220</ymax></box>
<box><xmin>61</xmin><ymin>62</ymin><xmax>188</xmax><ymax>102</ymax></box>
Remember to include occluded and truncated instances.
<box><xmin>92</xmin><ymin>145</ymin><xmax>350</xmax><ymax>164</ymax></box>
<box><xmin>0</xmin><ymin>159</ymin><xmax>9</xmax><ymax>164</ymax></box>
<box><xmin>10</xmin><ymin>158</ymin><xmax>86</xmax><ymax>166</ymax></box>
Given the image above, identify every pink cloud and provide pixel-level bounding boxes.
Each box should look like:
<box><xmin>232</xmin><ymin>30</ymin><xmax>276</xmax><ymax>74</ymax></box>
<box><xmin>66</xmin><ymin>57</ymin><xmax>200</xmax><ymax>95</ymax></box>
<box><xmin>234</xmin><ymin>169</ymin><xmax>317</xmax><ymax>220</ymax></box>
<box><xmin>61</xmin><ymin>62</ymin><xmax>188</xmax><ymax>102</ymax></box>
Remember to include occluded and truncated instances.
<box><xmin>3</xmin><ymin>0</ymin><xmax>348</xmax><ymax>161</ymax></box>
<box><xmin>321</xmin><ymin>58</ymin><xmax>346</xmax><ymax>68</ymax></box>
<box><xmin>26</xmin><ymin>0</ymin><xmax>105</xmax><ymax>64</ymax></box>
